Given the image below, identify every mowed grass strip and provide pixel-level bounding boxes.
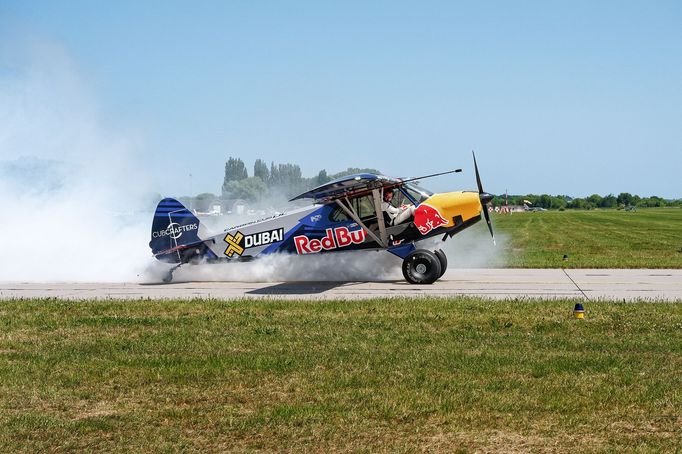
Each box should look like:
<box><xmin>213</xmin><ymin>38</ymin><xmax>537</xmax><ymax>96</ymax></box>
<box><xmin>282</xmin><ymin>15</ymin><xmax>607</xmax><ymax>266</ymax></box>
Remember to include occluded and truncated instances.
<box><xmin>493</xmin><ymin>208</ymin><xmax>682</xmax><ymax>268</ymax></box>
<box><xmin>1</xmin><ymin>298</ymin><xmax>681</xmax><ymax>452</ymax></box>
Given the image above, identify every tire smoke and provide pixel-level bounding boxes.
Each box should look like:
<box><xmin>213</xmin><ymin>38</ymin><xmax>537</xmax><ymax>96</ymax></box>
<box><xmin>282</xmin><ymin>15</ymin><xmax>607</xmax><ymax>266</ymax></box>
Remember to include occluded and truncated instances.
<box><xmin>0</xmin><ymin>38</ymin><xmax>151</xmax><ymax>282</ymax></box>
<box><xmin>143</xmin><ymin>251</ymin><xmax>403</xmax><ymax>283</ymax></box>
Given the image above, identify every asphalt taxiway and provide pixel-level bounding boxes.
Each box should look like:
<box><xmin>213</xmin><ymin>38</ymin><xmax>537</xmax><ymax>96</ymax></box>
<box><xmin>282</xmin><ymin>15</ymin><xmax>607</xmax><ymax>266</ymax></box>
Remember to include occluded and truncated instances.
<box><xmin>1</xmin><ymin>269</ymin><xmax>681</xmax><ymax>301</ymax></box>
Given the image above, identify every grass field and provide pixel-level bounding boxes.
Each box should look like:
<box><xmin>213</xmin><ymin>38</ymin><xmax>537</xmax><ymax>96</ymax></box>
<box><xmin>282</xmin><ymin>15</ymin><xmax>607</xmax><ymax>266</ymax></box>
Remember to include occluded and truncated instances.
<box><xmin>2</xmin><ymin>297</ymin><xmax>681</xmax><ymax>452</ymax></box>
<box><xmin>492</xmin><ymin>208</ymin><xmax>682</xmax><ymax>268</ymax></box>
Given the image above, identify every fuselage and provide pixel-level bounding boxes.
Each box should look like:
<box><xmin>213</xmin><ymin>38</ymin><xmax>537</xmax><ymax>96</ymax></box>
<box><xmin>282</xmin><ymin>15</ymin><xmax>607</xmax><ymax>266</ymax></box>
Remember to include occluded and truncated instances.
<box><xmin>200</xmin><ymin>190</ymin><xmax>485</xmax><ymax>260</ymax></box>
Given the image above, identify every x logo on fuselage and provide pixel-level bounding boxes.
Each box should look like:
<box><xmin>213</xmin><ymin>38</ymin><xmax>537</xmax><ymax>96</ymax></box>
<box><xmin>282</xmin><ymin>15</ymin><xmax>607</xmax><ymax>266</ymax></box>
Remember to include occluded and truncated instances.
<box><xmin>224</xmin><ymin>231</ymin><xmax>244</xmax><ymax>257</ymax></box>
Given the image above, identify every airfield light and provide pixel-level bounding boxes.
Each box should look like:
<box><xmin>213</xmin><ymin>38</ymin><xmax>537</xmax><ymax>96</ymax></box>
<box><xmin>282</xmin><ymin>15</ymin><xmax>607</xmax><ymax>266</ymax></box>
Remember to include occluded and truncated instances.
<box><xmin>573</xmin><ymin>303</ymin><xmax>585</xmax><ymax>319</ymax></box>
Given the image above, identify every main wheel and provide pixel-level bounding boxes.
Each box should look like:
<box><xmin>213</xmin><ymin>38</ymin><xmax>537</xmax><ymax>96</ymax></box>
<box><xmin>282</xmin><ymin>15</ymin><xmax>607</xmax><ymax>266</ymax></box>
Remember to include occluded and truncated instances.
<box><xmin>402</xmin><ymin>249</ymin><xmax>442</xmax><ymax>284</ymax></box>
<box><xmin>434</xmin><ymin>249</ymin><xmax>448</xmax><ymax>278</ymax></box>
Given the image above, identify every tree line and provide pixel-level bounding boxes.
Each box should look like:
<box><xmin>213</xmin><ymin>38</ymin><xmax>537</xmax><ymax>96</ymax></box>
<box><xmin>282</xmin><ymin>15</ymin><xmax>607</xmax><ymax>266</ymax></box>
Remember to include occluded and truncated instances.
<box><xmin>492</xmin><ymin>193</ymin><xmax>682</xmax><ymax>210</ymax></box>
<box><xmin>188</xmin><ymin>157</ymin><xmax>681</xmax><ymax>211</ymax></box>
<box><xmin>220</xmin><ymin>157</ymin><xmax>380</xmax><ymax>203</ymax></box>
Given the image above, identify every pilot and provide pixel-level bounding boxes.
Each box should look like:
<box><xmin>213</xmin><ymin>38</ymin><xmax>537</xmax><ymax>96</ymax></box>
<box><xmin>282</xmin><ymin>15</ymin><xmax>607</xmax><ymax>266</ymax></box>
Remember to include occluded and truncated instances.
<box><xmin>382</xmin><ymin>188</ymin><xmax>416</xmax><ymax>226</ymax></box>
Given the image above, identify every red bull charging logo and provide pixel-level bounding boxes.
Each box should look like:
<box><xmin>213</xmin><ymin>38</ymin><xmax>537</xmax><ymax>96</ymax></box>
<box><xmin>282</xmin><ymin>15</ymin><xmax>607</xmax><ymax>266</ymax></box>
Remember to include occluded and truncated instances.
<box><xmin>414</xmin><ymin>204</ymin><xmax>448</xmax><ymax>235</ymax></box>
<box><xmin>294</xmin><ymin>226</ymin><xmax>366</xmax><ymax>254</ymax></box>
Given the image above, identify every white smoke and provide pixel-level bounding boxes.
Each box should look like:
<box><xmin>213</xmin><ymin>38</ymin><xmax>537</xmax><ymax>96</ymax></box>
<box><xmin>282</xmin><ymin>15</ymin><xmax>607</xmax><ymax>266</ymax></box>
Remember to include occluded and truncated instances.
<box><xmin>438</xmin><ymin>222</ymin><xmax>509</xmax><ymax>268</ymax></box>
<box><xmin>143</xmin><ymin>251</ymin><xmax>403</xmax><ymax>283</ymax></box>
<box><xmin>141</xmin><ymin>221</ymin><xmax>506</xmax><ymax>284</ymax></box>
<box><xmin>0</xmin><ymin>38</ymin><xmax>151</xmax><ymax>282</ymax></box>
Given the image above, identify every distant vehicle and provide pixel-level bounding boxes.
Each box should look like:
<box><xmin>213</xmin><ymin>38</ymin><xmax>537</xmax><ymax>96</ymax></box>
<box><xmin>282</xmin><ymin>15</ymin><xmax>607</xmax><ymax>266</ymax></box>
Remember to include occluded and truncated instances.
<box><xmin>149</xmin><ymin>153</ymin><xmax>495</xmax><ymax>285</ymax></box>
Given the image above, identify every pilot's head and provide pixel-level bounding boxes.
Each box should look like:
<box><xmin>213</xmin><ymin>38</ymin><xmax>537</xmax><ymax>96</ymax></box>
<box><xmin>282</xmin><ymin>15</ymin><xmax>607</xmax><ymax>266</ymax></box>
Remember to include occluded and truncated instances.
<box><xmin>383</xmin><ymin>188</ymin><xmax>395</xmax><ymax>203</ymax></box>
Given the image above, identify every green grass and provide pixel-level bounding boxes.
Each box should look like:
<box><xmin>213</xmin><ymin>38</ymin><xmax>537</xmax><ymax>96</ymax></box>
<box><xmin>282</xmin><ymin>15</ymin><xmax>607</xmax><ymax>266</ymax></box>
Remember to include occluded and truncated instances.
<box><xmin>2</xmin><ymin>297</ymin><xmax>682</xmax><ymax>452</ymax></box>
<box><xmin>492</xmin><ymin>208</ymin><xmax>682</xmax><ymax>268</ymax></box>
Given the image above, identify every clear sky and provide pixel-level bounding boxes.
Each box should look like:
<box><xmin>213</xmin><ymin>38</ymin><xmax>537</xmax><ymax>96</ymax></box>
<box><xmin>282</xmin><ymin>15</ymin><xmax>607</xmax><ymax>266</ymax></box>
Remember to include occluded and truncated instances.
<box><xmin>1</xmin><ymin>0</ymin><xmax>681</xmax><ymax>198</ymax></box>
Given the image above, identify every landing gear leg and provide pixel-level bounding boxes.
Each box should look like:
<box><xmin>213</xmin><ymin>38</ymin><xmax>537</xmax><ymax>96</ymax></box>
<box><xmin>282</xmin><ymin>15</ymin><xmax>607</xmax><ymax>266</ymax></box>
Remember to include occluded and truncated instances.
<box><xmin>162</xmin><ymin>263</ymin><xmax>182</xmax><ymax>283</ymax></box>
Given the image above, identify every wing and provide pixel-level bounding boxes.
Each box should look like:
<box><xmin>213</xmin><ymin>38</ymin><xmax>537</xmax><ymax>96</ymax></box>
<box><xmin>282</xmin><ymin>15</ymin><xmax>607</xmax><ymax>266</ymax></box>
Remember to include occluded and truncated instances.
<box><xmin>289</xmin><ymin>173</ymin><xmax>401</xmax><ymax>202</ymax></box>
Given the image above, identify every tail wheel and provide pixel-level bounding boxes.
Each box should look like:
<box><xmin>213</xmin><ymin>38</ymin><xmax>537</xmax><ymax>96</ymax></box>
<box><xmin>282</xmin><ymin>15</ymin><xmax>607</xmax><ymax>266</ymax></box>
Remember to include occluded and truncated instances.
<box><xmin>434</xmin><ymin>249</ymin><xmax>448</xmax><ymax>278</ymax></box>
<box><xmin>402</xmin><ymin>249</ymin><xmax>442</xmax><ymax>284</ymax></box>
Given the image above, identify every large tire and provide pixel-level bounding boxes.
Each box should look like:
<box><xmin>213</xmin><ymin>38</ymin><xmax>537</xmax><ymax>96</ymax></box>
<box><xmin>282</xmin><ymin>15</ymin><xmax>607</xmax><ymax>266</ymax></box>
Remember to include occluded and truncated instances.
<box><xmin>402</xmin><ymin>249</ymin><xmax>442</xmax><ymax>284</ymax></box>
<box><xmin>434</xmin><ymin>249</ymin><xmax>448</xmax><ymax>278</ymax></box>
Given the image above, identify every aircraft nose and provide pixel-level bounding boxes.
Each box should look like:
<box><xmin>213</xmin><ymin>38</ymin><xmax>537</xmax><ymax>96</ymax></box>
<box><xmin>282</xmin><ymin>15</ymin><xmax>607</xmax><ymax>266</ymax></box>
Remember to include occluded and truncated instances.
<box><xmin>479</xmin><ymin>192</ymin><xmax>494</xmax><ymax>205</ymax></box>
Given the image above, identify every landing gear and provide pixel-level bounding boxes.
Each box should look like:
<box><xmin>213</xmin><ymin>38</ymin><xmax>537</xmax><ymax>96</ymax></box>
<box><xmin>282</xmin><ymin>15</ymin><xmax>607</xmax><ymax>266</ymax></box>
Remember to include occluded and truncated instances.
<box><xmin>402</xmin><ymin>249</ymin><xmax>442</xmax><ymax>284</ymax></box>
<box><xmin>434</xmin><ymin>249</ymin><xmax>448</xmax><ymax>278</ymax></box>
<box><xmin>162</xmin><ymin>263</ymin><xmax>182</xmax><ymax>283</ymax></box>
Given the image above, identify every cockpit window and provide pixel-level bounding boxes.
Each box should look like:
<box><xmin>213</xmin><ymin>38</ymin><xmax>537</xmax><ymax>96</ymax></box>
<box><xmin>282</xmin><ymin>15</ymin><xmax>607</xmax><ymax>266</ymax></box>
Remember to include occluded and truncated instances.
<box><xmin>390</xmin><ymin>189</ymin><xmax>411</xmax><ymax>208</ymax></box>
<box><xmin>403</xmin><ymin>183</ymin><xmax>432</xmax><ymax>204</ymax></box>
<box><xmin>329</xmin><ymin>195</ymin><xmax>377</xmax><ymax>221</ymax></box>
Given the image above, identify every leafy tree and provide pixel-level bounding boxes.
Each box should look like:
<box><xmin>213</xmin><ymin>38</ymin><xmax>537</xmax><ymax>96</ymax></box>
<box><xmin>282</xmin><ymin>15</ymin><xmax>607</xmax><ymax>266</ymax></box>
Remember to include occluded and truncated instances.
<box><xmin>222</xmin><ymin>158</ymin><xmax>249</xmax><ymax>197</ymax></box>
<box><xmin>617</xmin><ymin>192</ymin><xmax>634</xmax><ymax>206</ymax></box>
<box><xmin>222</xmin><ymin>177</ymin><xmax>267</xmax><ymax>202</ymax></box>
<box><xmin>224</xmin><ymin>158</ymin><xmax>248</xmax><ymax>183</ymax></box>
<box><xmin>600</xmin><ymin>194</ymin><xmax>617</xmax><ymax>208</ymax></box>
<box><xmin>254</xmin><ymin>159</ymin><xmax>270</xmax><ymax>182</ymax></box>
<box><xmin>637</xmin><ymin>196</ymin><xmax>666</xmax><ymax>207</ymax></box>
<box><xmin>316</xmin><ymin>169</ymin><xmax>330</xmax><ymax>186</ymax></box>
<box><xmin>270</xmin><ymin>162</ymin><xmax>279</xmax><ymax>186</ymax></box>
<box><xmin>587</xmin><ymin>194</ymin><xmax>603</xmax><ymax>207</ymax></box>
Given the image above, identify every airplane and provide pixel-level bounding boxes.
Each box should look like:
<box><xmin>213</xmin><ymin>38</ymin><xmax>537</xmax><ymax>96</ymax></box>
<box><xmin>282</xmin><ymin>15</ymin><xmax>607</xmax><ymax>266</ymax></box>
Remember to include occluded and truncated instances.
<box><xmin>149</xmin><ymin>152</ymin><xmax>495</xmax><ymax>284</ymax></box>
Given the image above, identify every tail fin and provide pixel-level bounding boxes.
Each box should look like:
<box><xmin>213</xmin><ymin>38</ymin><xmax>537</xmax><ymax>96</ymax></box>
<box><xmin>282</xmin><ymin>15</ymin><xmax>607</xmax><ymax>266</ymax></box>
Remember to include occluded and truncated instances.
<box><xmin>149</xmin><ymin>198</ymin><xmax>204</xmax><ymax>263</ymax></box>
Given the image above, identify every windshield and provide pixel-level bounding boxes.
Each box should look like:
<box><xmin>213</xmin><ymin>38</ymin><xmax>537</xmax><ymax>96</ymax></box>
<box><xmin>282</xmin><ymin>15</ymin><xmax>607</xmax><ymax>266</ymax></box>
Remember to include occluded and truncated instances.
<box><xmin>403</xmin><ymin>183</ymin><xmax>433</xmax><ymax>204</ymax></box>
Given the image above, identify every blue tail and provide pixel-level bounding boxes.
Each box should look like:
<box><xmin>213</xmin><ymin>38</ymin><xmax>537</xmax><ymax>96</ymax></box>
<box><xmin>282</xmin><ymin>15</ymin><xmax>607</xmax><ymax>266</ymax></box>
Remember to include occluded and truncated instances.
<box><xmin>149</xmin><ymin>198</ymin><xmax>204</xmax><ymax>263</ymax></box>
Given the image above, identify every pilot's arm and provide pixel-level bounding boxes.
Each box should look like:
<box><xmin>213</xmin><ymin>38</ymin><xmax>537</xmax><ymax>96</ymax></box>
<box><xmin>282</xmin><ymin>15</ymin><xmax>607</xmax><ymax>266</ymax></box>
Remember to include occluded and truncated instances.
<box><xmin>382</xmin><ymin>200</ymin><xmax>416</xmax><ymax>226</ymax></box>
<box><xmin>381</xmin><ymin>201</ymin><xmax>401</xmax><ymax>218</ymax></box>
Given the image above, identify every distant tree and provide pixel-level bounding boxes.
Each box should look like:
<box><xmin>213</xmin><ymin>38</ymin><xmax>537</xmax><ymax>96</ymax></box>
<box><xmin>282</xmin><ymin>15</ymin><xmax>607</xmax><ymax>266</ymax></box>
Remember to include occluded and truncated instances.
<box><xmin>638</xmin><ymin>196</ymin><xmax>666</xmax><ymax>207</ymax></box>
<box><xmin>600</xmin><ymin>194</ymin><xmax>617</xmax><ymax>208</ymax></box>
<box><xmin>254</xmin><ymin>159</ymin><xmax>270</xmax><ymax>182</ymax></box>
<box><xmin>316</xmin><ymin>169</ymin><xmax>330</xmax><ymax>186</ymax></box>
<box><xmin>222</xmin><ymin>157</ymin><xmax>248</xmax><ymax>194</ymax></box>
<box><xmin>222</xmin><ymin>177</ymin><xmax>267</xmax><ymax>202</ymax></box>
<box><xmin>586</xmin><ymin>194</ymin><xmax>603</xmax><ymax>207</ymax></box>
<box><xmin>568</xmin><ymin>198</ymin><xmax>594</xmax><ymax>210</ymax></box>
<box><xmin>617</xmin><ymin>192</ymin><xmax>634</xmax><ymax>207</ymax></box>
<box><xmin>222</xmin><ymin>158</ymin><xmax>248</xmax><ymax>196</ymax></box>
<box><xmin>537</xmin><ymin>194</ymin><xmax>552</xmax><ymax>209</ymax></box>
<box><xmin>270</xmin><ymin>161</ymin><xmax>280</xmax><ymax>185</ymax></box>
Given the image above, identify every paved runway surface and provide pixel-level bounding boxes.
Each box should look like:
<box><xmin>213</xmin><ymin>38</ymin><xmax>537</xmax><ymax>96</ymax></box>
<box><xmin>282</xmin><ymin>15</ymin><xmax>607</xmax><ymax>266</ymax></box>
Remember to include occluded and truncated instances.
<box><xmin>1</xmin><ymin>269</ymin><xmax>681</xmax><ymax>300</ymax></box>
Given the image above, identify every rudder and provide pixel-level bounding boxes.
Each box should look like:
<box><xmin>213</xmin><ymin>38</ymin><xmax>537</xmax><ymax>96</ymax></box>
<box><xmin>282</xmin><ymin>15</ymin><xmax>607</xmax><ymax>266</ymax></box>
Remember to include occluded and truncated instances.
<box><xmin>149</xmin><ymin>198</ymin><xmax>203</xmax><ymax>263</ymax></box>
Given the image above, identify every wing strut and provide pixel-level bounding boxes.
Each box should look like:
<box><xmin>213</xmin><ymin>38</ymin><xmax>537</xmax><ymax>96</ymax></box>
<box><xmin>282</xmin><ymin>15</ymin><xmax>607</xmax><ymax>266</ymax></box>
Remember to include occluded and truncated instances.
<box><xmin>371</xmin><ymin>189</ymin><xmax>389</xmax><ymax>247</ymax></box>
<box><xmin>335</xmin><ymin>198</ymin><xmax>387</xmax><ymax>248</ymax></box>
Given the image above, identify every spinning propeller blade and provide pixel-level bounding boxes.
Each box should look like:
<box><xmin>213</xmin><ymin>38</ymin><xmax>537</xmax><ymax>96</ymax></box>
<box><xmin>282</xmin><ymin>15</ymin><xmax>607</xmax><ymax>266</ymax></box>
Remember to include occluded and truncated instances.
<box><xmin>472</xmin><ymin>151</ymin><xmax>496</xmax><ymax>245</ymax></box>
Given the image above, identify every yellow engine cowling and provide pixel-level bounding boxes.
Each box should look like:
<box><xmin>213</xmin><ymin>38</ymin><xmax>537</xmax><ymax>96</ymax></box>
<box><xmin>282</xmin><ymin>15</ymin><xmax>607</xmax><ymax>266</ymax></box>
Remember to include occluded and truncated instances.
<box><xmin>413</xmin><ymin>191</ymin><xmax>482</xmax><ymax>235</ymax></box>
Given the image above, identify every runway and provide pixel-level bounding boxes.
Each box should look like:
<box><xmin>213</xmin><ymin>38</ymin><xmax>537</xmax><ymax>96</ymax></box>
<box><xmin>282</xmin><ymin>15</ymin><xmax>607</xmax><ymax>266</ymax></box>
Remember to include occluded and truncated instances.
<box><xmin>1</xmin><ymin>269</ymin><xmax>681</xmax><ymax>301</ymax></box>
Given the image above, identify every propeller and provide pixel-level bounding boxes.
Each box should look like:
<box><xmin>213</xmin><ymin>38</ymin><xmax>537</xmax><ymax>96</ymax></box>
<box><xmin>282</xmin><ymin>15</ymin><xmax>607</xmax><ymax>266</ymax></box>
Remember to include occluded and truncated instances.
<box><xmin>472</xmin><ymin>151</ymin><xmax>496</xmax><ymax>245</ymax></box>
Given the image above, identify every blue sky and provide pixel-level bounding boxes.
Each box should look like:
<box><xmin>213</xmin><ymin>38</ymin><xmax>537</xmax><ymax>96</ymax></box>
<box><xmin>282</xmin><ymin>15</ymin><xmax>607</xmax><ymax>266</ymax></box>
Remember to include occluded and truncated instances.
<box><xmin>1</xmin><ymin>0</ymin><xmax>681</xmax><ymax>197</ymax></box>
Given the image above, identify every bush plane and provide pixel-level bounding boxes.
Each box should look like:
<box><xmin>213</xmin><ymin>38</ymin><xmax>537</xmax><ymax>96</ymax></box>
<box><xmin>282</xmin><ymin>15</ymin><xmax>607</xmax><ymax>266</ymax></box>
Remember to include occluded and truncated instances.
<box><xmin>150</xmin><ymin>152</ymin><xmax>495</xmax><ymax>284</ymax></box>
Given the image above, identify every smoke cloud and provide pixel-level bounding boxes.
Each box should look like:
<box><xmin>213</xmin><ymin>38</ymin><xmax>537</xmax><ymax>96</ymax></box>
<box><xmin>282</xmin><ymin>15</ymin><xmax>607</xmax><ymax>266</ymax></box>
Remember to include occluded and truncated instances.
<box><xmin>143</xmin><ymin>251</ymin><xmax>403</xmax><ymax>283</ymax></box>
<box><xmin>438</xmin><ymin>223</ymin><xmax>509</xmax><ymax>269</ymax></box>
<box><xmin>0</xmin><ymin>38</ymin><xmax>151</xmax><ymax>282</ymax></box>
<box><xmin>141</xmin><ymin>222</ymin><xmax>506</xmax><ymax>284</ymax></box>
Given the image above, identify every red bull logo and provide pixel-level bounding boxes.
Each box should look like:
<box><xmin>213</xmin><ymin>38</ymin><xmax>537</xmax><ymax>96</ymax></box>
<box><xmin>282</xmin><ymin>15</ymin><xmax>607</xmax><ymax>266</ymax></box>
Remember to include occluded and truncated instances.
<box><xmin>294</xmin><ymin>226</ymin><xmax>366</xmax><ymax>254</ymax></box>
<box><xmin>414</xmin><ymin>203</ymin><xmax>448</xmax><ymax>235</ymax></box>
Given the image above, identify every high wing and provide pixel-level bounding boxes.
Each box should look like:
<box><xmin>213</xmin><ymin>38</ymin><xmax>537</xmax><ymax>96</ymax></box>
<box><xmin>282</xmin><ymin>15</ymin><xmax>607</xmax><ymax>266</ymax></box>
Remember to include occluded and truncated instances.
<box><xmin>289</xmin><ymin>173</ymin><xmax>401</xmax><ymax>203</ymax></box>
